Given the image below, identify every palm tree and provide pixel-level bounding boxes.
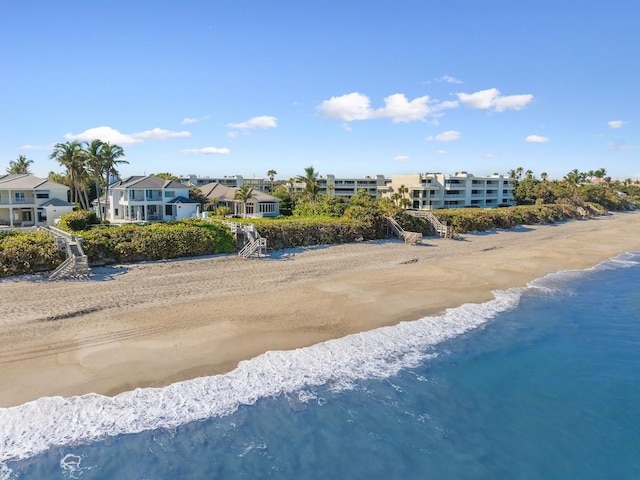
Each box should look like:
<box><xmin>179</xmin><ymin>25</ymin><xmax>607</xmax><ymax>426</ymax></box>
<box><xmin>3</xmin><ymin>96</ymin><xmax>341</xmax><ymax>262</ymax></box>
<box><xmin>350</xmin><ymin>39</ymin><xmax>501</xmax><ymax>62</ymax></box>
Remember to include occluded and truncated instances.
<box><xmin>296</xmin><ymin>166</ymin><xmax>320</xmax><ymax>199</ymax></box>
<box><xmin>564</xmin><ymin>169</ymin><xmax>581</xmax><ymax>185</ymax></box>
<box><xmin>84</xmin><ymin>139</ymin><xmax>107</xmax><ymax>219</ymax></box>
<box><xmin>50</xmin><ymin>141</ymin><xmax>90</xmax><ymax>209</ymax></box>
<box><xmin>6</xmin><ymin>155</ymin><xmax>34</xmax><ymax>174</ymax></box>
<box><xmin>540</xmin><ymin>172</ymin><xmax>548</xmax><ymax>182</ymax></box>
<box><xmin>234</xmin><ymin>184</ymin><xmax>256</xmax><ymax>218</ymax></box>
<box><xmin>267</xmin><ymin>169</ymin><xmax>277</xmax><ymax>192</ymax></box>
<box><xmin>99</xmin><ymin>142</ymin><xmax>127</xmax><ymax>211</ymax></box>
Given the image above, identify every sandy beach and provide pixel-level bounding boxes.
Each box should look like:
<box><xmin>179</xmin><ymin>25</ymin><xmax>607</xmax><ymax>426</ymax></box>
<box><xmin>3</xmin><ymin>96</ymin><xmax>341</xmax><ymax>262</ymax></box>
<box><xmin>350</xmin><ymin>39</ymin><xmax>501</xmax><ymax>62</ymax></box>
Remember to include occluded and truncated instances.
<box><xmin>1</xmin><ymin>212</ymin><xmax>640</xmax><ymax>408</ymax></box>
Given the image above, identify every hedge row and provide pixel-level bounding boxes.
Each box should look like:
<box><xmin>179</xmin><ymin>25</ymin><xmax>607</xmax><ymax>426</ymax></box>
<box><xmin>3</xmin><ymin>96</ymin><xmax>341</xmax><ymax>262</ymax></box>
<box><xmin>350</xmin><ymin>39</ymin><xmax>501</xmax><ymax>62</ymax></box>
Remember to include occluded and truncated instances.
<box><xmin>231</xmin><ymin>217</ymin><xmax>385</xmax><ymax>250</ymax></box>
<box><xmin>396</xmin><ymin>204</ymin><xmax>592</xmax><ymax>234</ymax></box>
<box><xmin>0</xmin><ymin>230</ymin><xmax>64</xmax><ymax>277</ymax></box>
<box><xmin>78</xmin><ymin>220</ymin><xmax>236</xmax><ymax>264</ymax></box>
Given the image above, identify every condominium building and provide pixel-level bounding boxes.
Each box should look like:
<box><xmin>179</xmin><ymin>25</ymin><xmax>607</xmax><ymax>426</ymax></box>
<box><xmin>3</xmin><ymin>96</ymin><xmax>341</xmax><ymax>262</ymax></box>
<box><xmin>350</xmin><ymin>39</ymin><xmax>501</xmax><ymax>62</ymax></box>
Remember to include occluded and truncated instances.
<box><xmin>382</xmin><ymin>172</ymin><xmax>515</xmax><ymax>210</ymax></box>
<box><xmin>178</xmin><ymin>175</ymin><xmax>269</xmax><ymax>192</ymax></box>
<box><xmin>289</xmin><ymin>174</ymin><xmax>386</xmax><ymax>199</ymax></box>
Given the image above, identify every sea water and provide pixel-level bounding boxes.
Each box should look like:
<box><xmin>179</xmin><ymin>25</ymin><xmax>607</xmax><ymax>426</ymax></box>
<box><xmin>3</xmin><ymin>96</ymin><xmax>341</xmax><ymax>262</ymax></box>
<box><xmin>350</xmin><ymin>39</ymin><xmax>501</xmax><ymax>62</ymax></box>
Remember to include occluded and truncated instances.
<box><xmin>1</xmin><ymin>252</ymin><xmax>639</xmax><ymax>479</ymax></box>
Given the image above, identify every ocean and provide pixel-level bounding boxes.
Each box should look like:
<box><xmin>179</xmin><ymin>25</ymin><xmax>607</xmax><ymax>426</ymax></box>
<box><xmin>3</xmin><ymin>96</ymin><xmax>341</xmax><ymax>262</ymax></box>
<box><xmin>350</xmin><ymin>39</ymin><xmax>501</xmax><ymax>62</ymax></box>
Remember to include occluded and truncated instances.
<box><xmin>1</xmin><ymin>252</ymin><xmax>639</xmax><ymax>479</ymax></box>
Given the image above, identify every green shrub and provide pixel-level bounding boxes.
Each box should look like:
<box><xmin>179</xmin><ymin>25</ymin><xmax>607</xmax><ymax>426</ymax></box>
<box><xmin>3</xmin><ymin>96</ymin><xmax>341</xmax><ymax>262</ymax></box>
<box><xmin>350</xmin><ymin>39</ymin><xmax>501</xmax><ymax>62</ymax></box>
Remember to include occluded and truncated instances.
<box><xmin>79</xmin><ymin>220</ymin><xmax>235</xmax><ymax>264</ymax></box>
<box><xmin>58</xmin><ymin>210</ymin><xmax>100</xmax><ymax>231</ymax></box>
<box><xmin>0</xmin><ymin>230</ymin><xmax>64</xmax><ymax>277</ymax></box>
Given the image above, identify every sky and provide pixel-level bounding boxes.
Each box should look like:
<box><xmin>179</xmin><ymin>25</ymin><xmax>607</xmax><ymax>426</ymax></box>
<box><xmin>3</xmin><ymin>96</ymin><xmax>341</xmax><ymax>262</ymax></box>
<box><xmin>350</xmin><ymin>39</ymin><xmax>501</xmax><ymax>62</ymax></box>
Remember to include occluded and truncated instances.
<box><xmin>1</xmin><ymin>0</ymin><xmax>637</xmax><ymax>182</ymax></box>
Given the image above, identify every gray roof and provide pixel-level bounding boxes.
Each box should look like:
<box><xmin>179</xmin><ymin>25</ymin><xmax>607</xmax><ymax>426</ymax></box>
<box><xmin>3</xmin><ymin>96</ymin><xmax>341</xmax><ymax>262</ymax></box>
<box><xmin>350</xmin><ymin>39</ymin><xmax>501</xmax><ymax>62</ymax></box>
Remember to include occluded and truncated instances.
<box><xmin>0</xmin><ymin>174</ymin><xmax>69</xmax><ymax>191</ymax></box>
<box><xmin>40</xmin><ymin>198</ymin><xmax>74</xmax><ymax>207</ymax></box>
<box><xmin>165</xmin><ymin>195</ymin><xmax>199</xmax><ymax>204</ymax></box>
<box><xmin>199</xmin><ymin>182</ymin><xmax>280</xmax><ymax>203</ymax></box>
<box><xmin>110</xmin><ymin>175</ymin><xmax>189</xmax><ymax>190</ymax></box>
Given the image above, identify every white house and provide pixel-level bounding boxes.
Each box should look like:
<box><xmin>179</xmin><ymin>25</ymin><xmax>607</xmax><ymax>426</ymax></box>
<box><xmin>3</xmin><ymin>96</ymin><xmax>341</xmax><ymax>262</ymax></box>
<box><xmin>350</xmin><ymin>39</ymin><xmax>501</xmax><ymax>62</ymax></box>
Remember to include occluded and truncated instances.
<box><xmin>105</xmin><ymin>176</ymin><xmax>200</xmax><ymax>222</ymax></box>
<box><xmin>0</xmin><ymin>174</ymin><xmax>74</xmax><ymax>227</ymax></box>
<box><xmin>198</xmin><ymin>182</ymin><xmax>280</xmax><ymax>218</ymax></box>
<box><xmin>382</xmin><ymin>172</ymin><xmax>515</xmax><ymax>210</ymax></box>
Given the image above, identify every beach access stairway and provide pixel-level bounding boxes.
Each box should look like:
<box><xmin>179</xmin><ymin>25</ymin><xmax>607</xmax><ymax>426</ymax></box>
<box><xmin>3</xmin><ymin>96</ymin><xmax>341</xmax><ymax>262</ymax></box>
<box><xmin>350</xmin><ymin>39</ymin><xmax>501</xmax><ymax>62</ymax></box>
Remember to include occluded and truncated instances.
<box><xmin>40</xmin><ymin>226</ymin><xmax>90</xmax><ymax>280</ymax></box>
<box><xmin>386</xmin><ymin>217</ymin><xmax>423</xmax><ymax>244</ymax></box>
<box><xmin>222</xmin><ymin>221</ymin><xmax>267</xmax><ymax>258</ymax></box>
<box><xmin>404</xmin><ymin>211</ymin><xmax>454</xmax><ymax>239</ymax></box>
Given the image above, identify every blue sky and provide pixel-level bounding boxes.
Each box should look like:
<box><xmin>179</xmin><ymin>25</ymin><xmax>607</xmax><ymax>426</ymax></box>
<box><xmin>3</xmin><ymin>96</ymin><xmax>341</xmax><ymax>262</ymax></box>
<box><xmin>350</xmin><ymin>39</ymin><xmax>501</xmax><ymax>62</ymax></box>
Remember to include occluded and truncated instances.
<box><xmin>1</xmin><ymin>0</ymin><xmax>637</xmax><ymax>182</ymax></box>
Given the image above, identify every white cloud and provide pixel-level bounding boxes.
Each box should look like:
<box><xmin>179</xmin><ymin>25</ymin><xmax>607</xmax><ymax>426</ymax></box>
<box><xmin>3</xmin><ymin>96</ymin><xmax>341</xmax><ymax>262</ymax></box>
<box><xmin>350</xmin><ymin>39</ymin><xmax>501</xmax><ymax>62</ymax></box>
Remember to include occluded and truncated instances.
<box><xmin>65</xmin><ymin>126</ymin><xmax>141</xmax><ymax>145</ymax></box>
<box><xmin>227</xmin><ymin>115</ymin><xmax>278</xmax><ymax>130</ymax></box>
<box><xmin>317</xmin><ymin>91</ymin><xmax>460</xmax><ymax>124</ymax></box>
<box><xmin>482</xmin><ymin>153</ymin><xmax>496</xmax><ymax>158</ymax></box>
<box><xmin>426</xmin><ymin>130</ymin><xmax>461</xmax><ymax>142</ymax></box>
<box><xmin>376</xmin><ymin>93</ymin><xmax>431</xmax><ymax>123</ymax></box>
<box><xmin>525</xmin><ymin>134</ymin><xmax>549</xmax><ymax>143</ymax></box>
<box><xmin>608</xmin><ymin>120</ymin><xmax>627</xmax><ymax>129</ymax></box>
<box><xmin>182</xmin><ymin>117</ymin><xmax>199</xmax><ymax>125</ymax></box>
<box><xmin>394</xmin><ymin>155</ymin><xmax>410</xmax><ymax>162</ymax></box>
<box><xmin>456</xmin><ymin>88</ymin><xmax>533</xmax><ymax>112</ymax></box>
<box><xmin>439</xmin><ymin>75</ymin><xmax>463</xmax><ymax>84</ymax></box>
<box><xmin>437</xmin><ymin>149</ymin><xmax>448</xmax><ymax>155</ymax></box>
<box><xmin>183</xmin><ymin>147</ymin><xmax>230</xmax><ymax>155</ymax></box>
<box><xmin>19</xmin><ymin>143</ymin><xmax>54</xmax><ymax>150</ymax></box>
<box><xmin>133</xmin><ymin>128</ymin><xmax>191</xmax><ymax>141</ymax></box>
<box><xmin>64</xmin><ymin>126</ymin><xmax>190</xmax><ymax>145</ymax></box>
<box><xmin>608</xmin><ymin>141</ymin><xmax>631</xmax><ymax>151</ymax></box>
<box><xmin>317</xmin><ymin>92</ymin><xmax>373</xmax><ymax>121</ymax></box>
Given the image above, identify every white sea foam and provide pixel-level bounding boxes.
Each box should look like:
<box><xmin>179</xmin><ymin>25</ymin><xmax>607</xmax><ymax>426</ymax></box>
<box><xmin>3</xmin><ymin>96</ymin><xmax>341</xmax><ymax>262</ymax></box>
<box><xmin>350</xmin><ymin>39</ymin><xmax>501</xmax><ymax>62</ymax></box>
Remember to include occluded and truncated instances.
<box><xmin>4</xmin><ymin>252</ymin><xmax>639</xmax><ymax>463</ymax></box>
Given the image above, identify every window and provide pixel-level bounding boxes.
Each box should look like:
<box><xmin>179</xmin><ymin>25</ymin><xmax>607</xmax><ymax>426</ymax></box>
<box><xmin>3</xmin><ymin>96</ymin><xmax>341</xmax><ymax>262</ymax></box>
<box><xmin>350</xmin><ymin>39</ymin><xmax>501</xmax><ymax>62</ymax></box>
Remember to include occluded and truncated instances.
<box><xmin>35</xmin><ymin>191</ymin><xmax>49</xmax><ymax>199</ymax></box>
<box><xmin>164</xmin><ymin>190</ymin><xmax>175</xmax><ymax>198</ymax></box>
<box><xmin>14</xmin><ymin>192</ymin><xmax>26</xmax><ymax>203</ymax></box>
<box><xmin>259</xmin><ymin>203</ymin><xmax>275</xmax><ymax>213</ymax></box>
<box><xmin>21</xmin><ymin>210</ymin><xmax>32</xmax><ymax>221</ymax></box>
<box><xmin>165</xmin><ymin>205</ymin><xmax>173</xmax><ymax>216</ymax></box>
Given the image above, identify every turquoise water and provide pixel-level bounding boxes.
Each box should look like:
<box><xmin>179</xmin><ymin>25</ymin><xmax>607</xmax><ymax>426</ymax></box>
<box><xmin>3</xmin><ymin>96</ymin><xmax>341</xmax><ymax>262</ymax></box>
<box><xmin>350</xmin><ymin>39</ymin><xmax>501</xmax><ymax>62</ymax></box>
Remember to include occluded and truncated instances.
<box><xmin>2</xmin><ymin>253</ymin><xmax>639</xmax><ymax>479</ymax></box>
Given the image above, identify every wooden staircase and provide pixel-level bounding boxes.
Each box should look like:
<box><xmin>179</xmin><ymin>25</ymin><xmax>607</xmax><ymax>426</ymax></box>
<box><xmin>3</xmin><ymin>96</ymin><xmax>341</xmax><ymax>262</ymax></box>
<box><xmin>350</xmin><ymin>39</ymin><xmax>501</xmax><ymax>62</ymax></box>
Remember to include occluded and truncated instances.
<box><xmin>405</xmin><ymin>211</ymin><xmax>453</xmax><ymax>238</ymax></box>
<box><xmin>40</xmin><ymin>226</ymin><xmax>91</xmax><ymax>279</ymax></box>
<box><xmin>223</xmin><ymin>221</ymin><xmax>268</xmax><ymax>258</ymax></box>
<box><xmin>386</xmin><ymin>217</ymin><xmax>423</xmax><ymax>244</ymax></box>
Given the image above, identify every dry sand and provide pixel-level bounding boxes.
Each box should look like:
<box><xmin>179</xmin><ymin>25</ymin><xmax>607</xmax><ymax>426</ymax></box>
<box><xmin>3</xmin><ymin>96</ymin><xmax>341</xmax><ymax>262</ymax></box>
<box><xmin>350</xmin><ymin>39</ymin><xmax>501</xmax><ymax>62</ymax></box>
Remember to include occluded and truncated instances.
<box><xmin>1</xmin><ymin>212</ymin><xmax>640</xmax><ymax>407</ymax></box>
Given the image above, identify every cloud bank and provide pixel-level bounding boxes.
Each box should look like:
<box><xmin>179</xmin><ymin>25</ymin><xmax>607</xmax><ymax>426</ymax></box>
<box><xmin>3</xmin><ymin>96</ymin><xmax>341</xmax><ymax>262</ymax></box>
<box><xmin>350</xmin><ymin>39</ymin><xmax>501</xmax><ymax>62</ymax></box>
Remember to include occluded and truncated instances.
<box><xmin>64</xmin><ymin>126</ymin><xmax>190</xmax><ymax>145</ymax></box>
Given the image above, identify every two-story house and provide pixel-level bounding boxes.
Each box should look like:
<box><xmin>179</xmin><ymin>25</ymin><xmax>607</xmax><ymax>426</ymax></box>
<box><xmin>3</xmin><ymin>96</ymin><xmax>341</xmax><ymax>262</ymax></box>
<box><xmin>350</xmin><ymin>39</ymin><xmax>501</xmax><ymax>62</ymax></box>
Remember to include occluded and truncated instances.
<box><xmin>0</xmin><ymin>174</ymin><xmax>74</xmax><ymax>228</ymax></box>
<box><xmin>198</xmin><ymin>183</ymin><xmax>280</xmax><ymax>218</ymax></box>
<box><xmin>105</xmin><ymin>176</ymin><xmax>200</xmax><ymax>222</ymax></box>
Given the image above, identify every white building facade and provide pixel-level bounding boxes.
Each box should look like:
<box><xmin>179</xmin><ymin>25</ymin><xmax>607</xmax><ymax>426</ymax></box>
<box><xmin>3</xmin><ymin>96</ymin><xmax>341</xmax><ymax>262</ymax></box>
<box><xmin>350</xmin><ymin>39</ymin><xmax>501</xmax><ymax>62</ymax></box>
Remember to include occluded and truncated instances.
<box><xmin>382</xmin><ymin>172</ymin><xmax>515</xmax><ymax>210</ymax></box>
<box><xmin>289</xmin><ymin>174</ymin><xmax>386</xmax><ymax>199</ymax></box>
<box><xmin>105</xmin><ymin>176</ymin><xmax>200</xmax><ymax>222</ymax></box>
<box><xmin>0</xmin><ymin>174</ymin><xmax>74</xmax><ymax>227</ymax></box>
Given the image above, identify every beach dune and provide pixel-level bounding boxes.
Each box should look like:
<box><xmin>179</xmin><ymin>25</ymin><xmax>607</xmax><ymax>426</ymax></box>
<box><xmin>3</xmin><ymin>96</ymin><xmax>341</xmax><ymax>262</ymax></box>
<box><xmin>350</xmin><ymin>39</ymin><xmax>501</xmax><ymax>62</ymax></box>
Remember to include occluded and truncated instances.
<box><xmin>1</xmin><ymin>213</ymin><xmax>640</xmax><ymax>408</ymax></box>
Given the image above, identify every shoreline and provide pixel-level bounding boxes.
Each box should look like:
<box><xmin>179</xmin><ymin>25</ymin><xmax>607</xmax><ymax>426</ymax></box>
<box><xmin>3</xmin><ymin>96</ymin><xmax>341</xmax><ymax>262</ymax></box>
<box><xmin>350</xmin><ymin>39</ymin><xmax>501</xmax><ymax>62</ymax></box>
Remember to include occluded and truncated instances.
<box><xmin>2</xmin><ymin>212</ymin><xmax>640</xmax><ymax>408</ymax></box>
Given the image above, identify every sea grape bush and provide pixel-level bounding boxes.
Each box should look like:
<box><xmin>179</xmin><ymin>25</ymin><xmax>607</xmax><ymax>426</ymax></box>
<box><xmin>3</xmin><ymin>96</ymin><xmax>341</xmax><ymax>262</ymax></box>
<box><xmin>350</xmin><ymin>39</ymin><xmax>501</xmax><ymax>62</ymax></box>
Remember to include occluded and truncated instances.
<box><xmin>77</xmin><ymin>220</ymin><xmax>236</xmax><ymax>264</ymax></box>
<box><xmin>0</xmin><ymin>230</ymin><xmax>64</xmax><ymax>277</ymax></box>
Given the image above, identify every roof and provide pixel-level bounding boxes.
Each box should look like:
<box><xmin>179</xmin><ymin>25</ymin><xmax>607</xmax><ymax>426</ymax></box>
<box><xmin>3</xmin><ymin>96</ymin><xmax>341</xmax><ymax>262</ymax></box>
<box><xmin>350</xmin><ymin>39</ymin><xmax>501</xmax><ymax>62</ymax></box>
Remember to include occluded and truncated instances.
<box><xmin>110</xmin><ymin>175</ymin><xmax>189</xmax><ymax>190</ymax></box>
<box><xmin>0</xmin><ymin>174</ymin><xmax>69</xmax><ymax>191</ymax></box>
<box><xmin>198</xmin><ymin>182</ymin><xmax>280</xmax><ymax>203</ymax></box>
<box><xmin>40</xmin><ymin>198</ymin><xmax>74</xmax><ymax>207</ymax></box>
<box><xmin>165</xmin><ymin>196</ymin><xmax>199</xmax><ymax>204</ymax></box>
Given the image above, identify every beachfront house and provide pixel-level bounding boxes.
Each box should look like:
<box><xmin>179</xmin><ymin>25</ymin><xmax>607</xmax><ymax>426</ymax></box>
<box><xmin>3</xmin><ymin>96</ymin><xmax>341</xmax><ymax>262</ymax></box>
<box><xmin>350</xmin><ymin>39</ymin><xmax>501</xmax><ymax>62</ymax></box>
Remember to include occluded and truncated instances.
<box><xmin>104</xmin><ymin>176</ymin><xmax>200</xmax><ymax>222</ymax></box>
<box><xmin>198</xmin><ymin>182</ymin><xmax>280</xmax><ymax>218</ymax></box>
<box><xmin>0</xmin><ymin>174</ymin><xmax>74</xmax><ymax>228</ymax></box>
